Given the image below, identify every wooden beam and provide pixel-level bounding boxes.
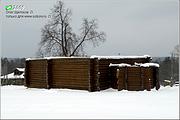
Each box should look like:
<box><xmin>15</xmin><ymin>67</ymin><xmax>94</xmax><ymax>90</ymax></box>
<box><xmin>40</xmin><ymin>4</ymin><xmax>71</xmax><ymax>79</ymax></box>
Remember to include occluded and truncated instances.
<box><xmin>125</xmin><ymin>67</ymin><xmax>128</xmax><ymax>90</ymax></box>
<box><xmin>140</xmin><ymin>67</ymin><xmax>144</xmax><ymax>90</ymax></box>
<box><xmin>95</xmin><ymin>58</ymin><xmax>100</xmax><ymax>91</ymax></box>
<box><xmin>88</xmin><ymin>59</ymin><xmax>92</xmax><ymax>92</ymax></box>
<box><xmin>46</xmin><ymin>59</ymin><xmax>51</xmax><ymax>89</ymax></box>
<box><xmin>25</xmin><ymin>60</ymin><xmax>29</xmax><ymax>87</ymax></box>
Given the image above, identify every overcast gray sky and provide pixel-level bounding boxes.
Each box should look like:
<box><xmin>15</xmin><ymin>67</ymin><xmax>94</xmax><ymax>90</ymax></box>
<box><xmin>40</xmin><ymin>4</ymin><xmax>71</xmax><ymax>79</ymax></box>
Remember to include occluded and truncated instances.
<box><xmin>1</xmin><ymin>0</ymin><xmax>179</xmax><ymax>58</ymax></box>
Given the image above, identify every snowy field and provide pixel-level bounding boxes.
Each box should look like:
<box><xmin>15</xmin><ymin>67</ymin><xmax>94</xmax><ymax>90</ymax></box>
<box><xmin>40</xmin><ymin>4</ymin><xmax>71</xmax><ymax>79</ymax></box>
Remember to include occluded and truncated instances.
<box><xmin>1</xmin><ymin>85</ymin><xmax>179</xmax><ymax>119</ymax></box>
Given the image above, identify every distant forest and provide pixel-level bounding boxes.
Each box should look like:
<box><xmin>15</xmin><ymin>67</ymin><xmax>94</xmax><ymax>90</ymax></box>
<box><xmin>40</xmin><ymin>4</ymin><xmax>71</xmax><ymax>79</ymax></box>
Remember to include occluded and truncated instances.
<box><xmin>1</xmin><ymin>58</ymin><xmax>25</xmax><ymax>75</ymax></box>
<box><xmin>152</xmin><ymin>57</ymin><xmax>179</xmax><ymax>83</ymax></box>
<box><xmin>1</xmin><ymin>57</ymin><xmax>179</xmax><ymax>83</ymax></box>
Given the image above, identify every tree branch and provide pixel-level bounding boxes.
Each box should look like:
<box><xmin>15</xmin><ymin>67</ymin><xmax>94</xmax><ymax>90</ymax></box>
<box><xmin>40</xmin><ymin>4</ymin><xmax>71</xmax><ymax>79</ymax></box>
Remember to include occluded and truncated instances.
<box><xmin>70</xmin><ymin>24</ymin><xmax>93</xmax><ymax>56</ymax></box>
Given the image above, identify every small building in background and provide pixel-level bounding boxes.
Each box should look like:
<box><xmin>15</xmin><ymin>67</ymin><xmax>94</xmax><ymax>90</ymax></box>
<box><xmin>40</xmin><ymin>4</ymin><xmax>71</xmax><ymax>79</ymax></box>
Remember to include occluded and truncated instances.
<box><xmin>14</xmin><ymin>68</ymin><xmax>25</xmax><ymax>76</ymax></box>
<box><xmin>1</xmin><ymin>68</ymin><xmax>25</xmax><ymax>85</ymax></box>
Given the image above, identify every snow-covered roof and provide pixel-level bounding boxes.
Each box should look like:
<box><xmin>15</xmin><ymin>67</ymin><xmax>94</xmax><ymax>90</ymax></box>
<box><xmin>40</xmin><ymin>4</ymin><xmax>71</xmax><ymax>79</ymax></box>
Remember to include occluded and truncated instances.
<box><xmin>90</xmin><ymin>55</ymin><xmax>151</xmax><ymax>59</ymax></box>
<box><xmin>139</xmin><ymin>63</ymin><xmax>159</xmax><ymax>67</ymax></box>
<box><xmin>110</xmin><ymin>62</ymin><xmax>159</xmax><ymax>68</ymax></box>
<box><xmin>26</xmin><ymin>56</ymin><xmax>89</xmax><ymax>61</ymax></box>
<box><xmin>26</xmin><ymin>55</ymin><xmax>151</xmax><ymax>61</ymax></box>
<box><xmin>26</xmin><ymin>57</ymin><xmax>52</xmax><ymax>61</ymax></box>
<box><xmin>16</xmin><ymin>68</ymin><xmax>25</xmax><ymax>72</ymax></box>
<box><xmin>164</xmin><ymin>80</ymin><xmax>172</xmax><ymax>83</ymax></box>
<box><xmin>1</xmin><ymin>72</ymin><xmax>24</xmax><ymax>79</ymax></box>
<box><xmin>1</xmin><ymin>67</ymin><xmax>25</xmax><ymax>79</ymax></box>
<box><xmin>135</xmin><ymin>63</ymin><xmax>159</xmax><ymax>67</ymax></box>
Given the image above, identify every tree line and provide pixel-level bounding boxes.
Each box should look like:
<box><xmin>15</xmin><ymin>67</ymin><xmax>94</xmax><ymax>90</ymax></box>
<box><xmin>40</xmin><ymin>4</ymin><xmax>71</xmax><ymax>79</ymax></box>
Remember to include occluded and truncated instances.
<box><xmin>152</xmin><ymin>57</ymin><xmax>179</xmax><ymax>84</ymax></box>
<box><xmin>1</xmin><ymin>58</ymin><xmax>25</xmax><ymax>75</ymax></box>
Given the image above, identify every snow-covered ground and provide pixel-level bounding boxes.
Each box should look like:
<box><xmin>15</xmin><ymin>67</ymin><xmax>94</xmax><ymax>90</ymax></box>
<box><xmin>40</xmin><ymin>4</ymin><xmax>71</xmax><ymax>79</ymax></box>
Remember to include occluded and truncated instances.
<box><xmin>1</xmin><ymin>85</ymin><xmax>179</xmax><ymax>119</ymax></box>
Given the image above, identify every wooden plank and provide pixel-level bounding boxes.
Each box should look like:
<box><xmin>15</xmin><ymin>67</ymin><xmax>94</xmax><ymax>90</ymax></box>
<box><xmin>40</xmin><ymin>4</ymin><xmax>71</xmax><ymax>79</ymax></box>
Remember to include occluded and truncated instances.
<box><xmin>25</xmin><ymin>61</ymin><xmax>29</xmax><ymax>87</ymax></box>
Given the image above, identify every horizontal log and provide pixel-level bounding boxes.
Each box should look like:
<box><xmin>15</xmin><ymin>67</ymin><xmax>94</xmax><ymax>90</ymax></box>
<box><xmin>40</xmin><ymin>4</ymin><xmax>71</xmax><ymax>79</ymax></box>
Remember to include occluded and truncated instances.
<box><xmin>51</xmin><ymin>78</ymin><xmax>88</xmax><ymax>81</ymax></box>
<box><xmin>29</xmin><ymin>72</ymin><xmax>46</xmax><ymax>74</ymax></box>
<box><xmin>51</xmin><ymin>81</ymin><xmax>88</xmax><ymax>84</ymax></box>
<box><xmin>50</xmin><ymin>71</ymin><xmax>88</xmax><ymax>74</ymax></box>
<box><xmin>51</xmin><ymin>69</ymin><xmax>89</xmax><ymax>71</ymax></box>
<box><xmin>29</xmin><ymin>63</ymin><xmax>46</xmax><ymax>66</ymax></box>
<box><xmin>29</xmin><ymin>65</ymin><xmax>46</xmax><ymax>68</ymax></box>
<box><xmin>29</xmin><ymin>76</ymin><xmax>46</xmax><ymax>79</ymax></box>
<box><xmin>29</xmin><ymin>79</ymin><xmax>46</xmax><ymax>82</ymax></box>
<box><xmin>29</xmin><ymin>83</ymin><xmax>47</xmax><ymax>86</ymax></box>
<box><xmin>29</xmin><ymin>69</ymin><xmax>46</xmax><ymax>71</ymax></box>
<box><xmin>51</xmin><ymin>83</ymin><xmax>89</xmax><ymax>87</ymax></box>
<box><xmin>29</xmin><ymin>71</ymin><xmax>46</xmax><ymax>73</ymax></box>
<box><xmin>51</xmin><ymin>85</ymin><xmax>88</xmax><ymax>90</ymax></box>
<box><xmin>28</xmin><ymin>67</ymin><xmax>46</xmax><ymax>69</ymax></box>
<box><xmin>28</xmin><ymin>81</ymin><xmax>46</xmax><ymax>84</ymax></box>
<box><xmin>51</xmin><ymin>74</ymin><xmax>88</xmax><ymax>77</ymax></box>
<box><xmin>51</xmin><ymin>74</ymin><xmax>89</xmax><ymax>78</ymax></box>
<box><xmin>28</xmin><ymin>85</ymin><xmax>47</xmax><ymax>88</ymax></box>
<box><xmin>29</xmin><ymin>79</ymin><xmax>46</xmax><ymax>83</ymax></box>
<box><xmin>51</xmin><ymin>64</ymin><xmax>89</xmax><ymax>67</ymax></box>
<box><xmin>51</xmin><ymin>82</ymin><xmax>88</xmax><ymax>86</ymax></box>
<box><xmin>51</xmin><ymin>62</ymin><xmax>89</xmax><ymax>65</ymax></box>
<box><xmin>51</xmin><ymin>80</ymin><xmax>88</xmax><ymax>84</ymax></box>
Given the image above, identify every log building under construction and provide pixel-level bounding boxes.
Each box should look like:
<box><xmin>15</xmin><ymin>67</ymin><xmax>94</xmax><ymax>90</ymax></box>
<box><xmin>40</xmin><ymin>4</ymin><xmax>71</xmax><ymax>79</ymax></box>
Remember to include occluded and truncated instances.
<box><xmin>25</xmin><ymin>55</ymin><xmax>160</xmax><ymax>92</ymax></box>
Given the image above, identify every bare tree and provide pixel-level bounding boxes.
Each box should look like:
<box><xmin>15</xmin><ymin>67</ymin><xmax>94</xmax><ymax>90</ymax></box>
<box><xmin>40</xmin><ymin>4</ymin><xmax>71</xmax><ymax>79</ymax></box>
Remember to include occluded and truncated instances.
<box><xmin>170</xmin><ymin>44</ymin><xmax>180</xmax><ymax>83</ymax></box>
<box><xmin>172</xmin><ymin>44</ymin><xmax>180</xmax><ymax>57</ymax></box>
<box><xmin>38</xmin><ymin>1</ymin><xmax>106</xmax><ymax>57</ymax></box>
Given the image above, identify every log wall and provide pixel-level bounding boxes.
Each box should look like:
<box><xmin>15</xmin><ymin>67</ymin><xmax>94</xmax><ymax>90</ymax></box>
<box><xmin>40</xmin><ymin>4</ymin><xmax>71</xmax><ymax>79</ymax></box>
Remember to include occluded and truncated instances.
<box><xmin>96</xmin><ymin>58</ymin><xmax>151</xmax><ymax>90</ymax></box>
<box><xmin>49</xmin><ymin>58</ymin><xmax>90</xmax><ymax>90</ymax></box>
<box><xmin>113</xmin><ymin>66</ymin><xmax>159</xmax><ymax>91</ymax></box>
<box><xmin>25</xmin><ymin>59</ymin><xmax>48</xmax><ymax>88</ymax></box>
<box><xmin>25</xmin><ymin>57</ymin><xmax>154</xmax><ymax>91</ymax></box>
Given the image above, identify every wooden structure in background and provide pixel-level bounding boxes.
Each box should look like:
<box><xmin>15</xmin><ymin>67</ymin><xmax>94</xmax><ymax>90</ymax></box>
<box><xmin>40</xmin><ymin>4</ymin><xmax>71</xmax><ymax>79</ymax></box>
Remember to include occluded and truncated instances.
<box><xmin>109</xmin><ymin>64</ymin><xmax>160</xmax><ymax>91</ymax></box>
<box><xmin>25</xmin><ymin>56</ymin><xmax>160</xmax><ymax>91</ymax></box>
<box><xmin>1</xmin><ymin>67</ymin><xmax>25</xmax><ymax>86</ymax></box>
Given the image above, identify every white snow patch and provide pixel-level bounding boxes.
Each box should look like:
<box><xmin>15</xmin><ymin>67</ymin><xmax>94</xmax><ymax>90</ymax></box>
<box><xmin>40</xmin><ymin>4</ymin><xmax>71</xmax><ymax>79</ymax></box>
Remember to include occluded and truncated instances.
<box><xmin>26</xmin><ymin>56</ymin><xmax>89</xmax><ymax>61</ymax></box>
<box><xmin>135</xmin><ymin>62</ymin><xmax>160</xmax><ymax>67</ymax></box>
<box><xmin>110</xmin><ymin>62</ymin><xmax>159</xmax><ymax>68</ymax></box>
<box><xmin>1</xmin><ymin>86</ymin><xmax>179</xmax><ymax>119</ymax></box>
<box><xmin>16</xmin><ymin>68</ymin><xmax>25</xmax><ymax>72</ymax></box>
<box><xmin>0</xmin><ymin>73</ymin><xmax>24</xmax><ymax>79</ymax></box>
<box><xmin>109</xmin><ymin>63</ymin><xmax>131</xmax><ymax>67</ymax></box>
<box><xmin>90</xmin><ymin>55</ymin><xmax>151</xmax><ymax>59</ymax></box>
<box><xmin>26</xmin><ymin>55</ymin><xmax>151</xmax><ymax>61</ymax></box>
